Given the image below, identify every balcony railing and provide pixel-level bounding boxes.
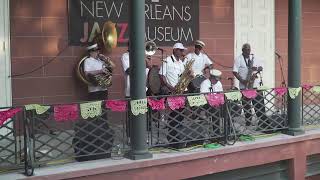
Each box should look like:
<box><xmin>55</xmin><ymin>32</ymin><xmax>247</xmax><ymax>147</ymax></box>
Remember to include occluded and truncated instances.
<box><xmin>0</xmin><ymin>86</ymin><xmax>319</xmax><ymax>176</ymax></box>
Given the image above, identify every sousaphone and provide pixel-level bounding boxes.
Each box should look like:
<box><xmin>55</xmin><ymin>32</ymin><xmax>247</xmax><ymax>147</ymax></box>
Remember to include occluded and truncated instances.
<box><xmin>76</xmin><ymin>21</ymin><xmax>117</xmax><ymax>87</ymax></box>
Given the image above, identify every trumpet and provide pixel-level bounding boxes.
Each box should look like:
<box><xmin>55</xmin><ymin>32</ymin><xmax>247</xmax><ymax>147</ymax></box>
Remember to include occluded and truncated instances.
<box><xmin>145</xmin><ymin>41</ymin><xmax>157</xmax><ymax>56</ymax></box>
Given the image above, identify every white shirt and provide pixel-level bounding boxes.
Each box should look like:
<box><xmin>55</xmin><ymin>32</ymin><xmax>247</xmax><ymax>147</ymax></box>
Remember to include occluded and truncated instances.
<box><xmin>159</xmin><ymin>55</ymin><xmax>185</xmax><ymax>87</ymax></box>
<box><xmin>185</xmin><ymin>52</ymin><xmax>212</xmax><ymax>76</ymax></box>
<box><xmin>200</xmin><ymin>79</ymin><xmax>223</xmax><ymax>93</ymax></box>
<box><xmin>233</xmin><ymin>54</ymin><xmax>264</xmax><ymax>89</ymax></box>
<box><xmin>84</xmin><ymin>57</ymin><xmax>108</xmax><ymax>93</ymax></box>
<box><xmin>121</xmin><ymin>52</ymin><xmax>149</xmax><ymax>97</ymax></box>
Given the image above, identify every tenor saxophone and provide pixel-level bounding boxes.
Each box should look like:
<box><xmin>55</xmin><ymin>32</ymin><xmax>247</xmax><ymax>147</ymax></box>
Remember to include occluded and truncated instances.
<box><xmin>245</xmin><ymin>55</ymin><xmax>254</xmax><ymax>89</ymax></box>
<box><xmin>173</xmin><ymin>59</ymin><xmax>195</xmax><ymax>94</ymax></box>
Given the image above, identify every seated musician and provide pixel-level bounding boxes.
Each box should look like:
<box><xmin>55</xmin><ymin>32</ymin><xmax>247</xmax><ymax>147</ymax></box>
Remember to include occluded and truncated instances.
<box><xmin>185</xmin><ymin>40</ymin><xmax>213</xmax><ymax>92</ymax></box>
<box><xmin>199</xmin><ymin>67</ymin><xmax>223</xmax><ymax>138</ymax></box>
<box><xmin>200</xmin><ymin>67</ymin><xmax>223</xmax><ymax>93</ymax></box>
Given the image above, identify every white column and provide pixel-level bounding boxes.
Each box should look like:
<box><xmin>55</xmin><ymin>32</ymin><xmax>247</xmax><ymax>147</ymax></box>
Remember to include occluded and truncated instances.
<box><xmin>0</xmin><ymin>0</ymin><xmax>12</xmax><ymax>137</ymax></box>
<box><xmin>0</xmin><ymin>0</ymin><xmax>12</xmax><ymax>108</ymax></box>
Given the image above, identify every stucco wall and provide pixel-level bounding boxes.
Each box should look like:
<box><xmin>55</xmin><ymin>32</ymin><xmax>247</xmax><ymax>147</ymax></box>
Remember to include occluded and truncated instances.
<box><xmin>275</xmin><ymin>0</ymin><xmax>320</xmax><ymax>87</ymax></box>
<box><xmin>10</xmin><ymin>0</ymin><xmax>234</xmax><ymax>106</ymax></box>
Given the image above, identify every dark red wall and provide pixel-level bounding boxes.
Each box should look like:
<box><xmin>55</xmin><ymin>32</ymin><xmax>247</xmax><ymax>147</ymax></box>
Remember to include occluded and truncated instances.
<box><xmin>10</xmin><ymin>0</ymin><xmax>234</xmax><ymax>106</ymax></box>
<box><xmin>275</xmin><ymin>0</ymin><xmax>320</xmax><ymax>87</ymax></box>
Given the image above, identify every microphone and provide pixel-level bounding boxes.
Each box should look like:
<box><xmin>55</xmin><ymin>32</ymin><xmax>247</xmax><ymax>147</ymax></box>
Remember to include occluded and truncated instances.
<box><xmin>275</xmin><ymin>52</ymin><xmax>281</xmax><ymax>58</ymax></box>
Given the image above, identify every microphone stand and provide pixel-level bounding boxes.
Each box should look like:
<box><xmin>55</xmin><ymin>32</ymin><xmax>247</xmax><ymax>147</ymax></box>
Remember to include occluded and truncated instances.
<box><xmin>276</xmin><ymin>53</ymin><xmax>287</xmax><ymax>87</ymax></box>
<box><xmin>276</xmin><ymin>53</ymin><xmax>286</xmax><ymax>115</ymax></box>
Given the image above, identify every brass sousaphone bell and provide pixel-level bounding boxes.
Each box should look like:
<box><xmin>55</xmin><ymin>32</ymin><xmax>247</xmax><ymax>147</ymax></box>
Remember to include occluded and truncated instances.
<box><xmin>76</xmin><ymin>21</ymin><xmax>117</xmax><ymax>87</ymax></box>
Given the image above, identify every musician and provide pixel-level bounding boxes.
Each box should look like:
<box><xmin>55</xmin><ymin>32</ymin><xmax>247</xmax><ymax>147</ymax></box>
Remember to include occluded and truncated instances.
<box><xmin>84</xmin><ymin>43</ymin><xmax>115</xmax><ymax>100</ymax></box>
<box><xmin>185</xmin><ymin>40</ymin><xmax>213</xmax><ymax>76</ymax></box>
<box><xmin>159</xmin><ymin>42</ymin><xmax>186</xmax><ymax>94</ymax></box>
<box><xmin>121</xmin><ymin>42</ymin><xmax>152</xmax><ymax>97</ymax></box>
<box><xmin>121</xmin><ymin>42</ymin><xmax>152</xmax><ymax>143</ymax></box>
<box><xmin>184</xmin><ymin>40</ymin><xmax>213</xmax><ymax>93</ymax></box>
<box><xmin>200</xmin><ymin>68</ymin><xmax>223</xmax><ymax>137</ymax></box>
<box><xmin>75</xmin><ymin>43</ymin><xmax>115</xmax><ymax>161</ymax></box>
<box><xmin>232</xmin><ymin>43</ymin><xmax>267</xmax><ymax>127</ymax></box>
<box><xmin>200</xmin><ymin>67</ymin><xmax>223</xmax><ymax>93</ymax></box>
<box><xmin>159</xmin><ymin>42</ymin><xmax>187</xmax><ymax>148</ymax></box>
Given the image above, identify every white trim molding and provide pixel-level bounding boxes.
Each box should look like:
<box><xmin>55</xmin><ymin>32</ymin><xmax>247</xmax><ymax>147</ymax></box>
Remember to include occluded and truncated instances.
<box><xmin>0</xmin><ymin>0</ymin><xmax>12</xmax><ymax>107</ymax></box>
<box><xmin>234</xmin><ymin>0</ymin><xmax>275</xmax><ymax>89</ymax></box>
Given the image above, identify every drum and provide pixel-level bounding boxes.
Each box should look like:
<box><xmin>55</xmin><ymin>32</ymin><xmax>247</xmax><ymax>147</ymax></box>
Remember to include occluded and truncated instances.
<box><xmin>147</xmin><ymin>65</ymin><xmax>161</xmax><ymax>95</ymax></box>
<box><xmin>188</xmin><ymin>75</ymin><xmax>206</xmax><ymax>93</ymax></box>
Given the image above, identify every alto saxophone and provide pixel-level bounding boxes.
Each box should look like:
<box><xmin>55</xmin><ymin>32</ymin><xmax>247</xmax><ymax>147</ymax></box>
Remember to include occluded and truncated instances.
<box><xmin>173</xmin><ymin>59</ymin><xmax>195</xmax><ymax>94</ymax></box>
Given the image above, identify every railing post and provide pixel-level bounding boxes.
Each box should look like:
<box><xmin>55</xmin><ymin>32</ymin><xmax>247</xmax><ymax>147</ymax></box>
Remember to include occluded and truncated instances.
<box><xmin>286</xmin><ymin>0</ymin><xmax>304</xmax><ymax>136</ymax></box>
<box><xmin>126</xmin><ymin>0</ymin><xmax>152</xmax><ymax>160</ymax></box>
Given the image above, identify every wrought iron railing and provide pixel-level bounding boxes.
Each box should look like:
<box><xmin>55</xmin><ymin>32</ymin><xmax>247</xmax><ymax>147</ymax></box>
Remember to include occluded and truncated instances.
<box><xmin>6</xmin><ymin>86</ymin><xmax>320</xmax><ymax>176</ymax></box>
<box><xmin>26</xmin><ymin>107</ymin><xmax>128</xmax><ymax>167</ymax></box>
<box><xmin>0</xmin><ymin>107</ymin><xmax>25</xmax><ymax>173</ymax></box>
<box><xmin>147</xmin><ymin>96</ymin><xmax>225</xmax><ymax>148</ymax></box>
<box><xmin>147</xmin><ymin>89</ymin><xmax>288</xmax><ymax>148</ymax></box>
<box><xmin>226</xmin><ymin>88</ymin><xmax>288</xmax><ymax>136</ymax></box>
<box><xmin>302</xmin><ymin>88</ymin><xmax>320</xmax><ymax>128</ymax></box>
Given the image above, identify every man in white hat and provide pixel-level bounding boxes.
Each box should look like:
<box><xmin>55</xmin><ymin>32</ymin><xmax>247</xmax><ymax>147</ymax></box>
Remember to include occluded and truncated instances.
<box><xmin>200</xmin><ymin>67</ymin><xmax>223</xmax><ymax>93</ymax></box>
<box><xmin>75</xmin><ymin>43</ymin><xmax>115</xmax><ymax>162</ymax></box>
<box><xmin>159</xmin><ymin>42</ymin><xmax>187</xmax><ymax>94</ymax></box>
<box><xmin>185</xmin><ymin>40</ymin><xmax>213</xmax><ymax>76</ymax></box>
<box><xmin>159</xmin><ymin>42</ymin><xmax>187</xmax><ymax>148</ymax></box>
<box><xmin>84</xmin><ymin>43</ymin><xmax>115</xmax><ymax>100</ymax></box>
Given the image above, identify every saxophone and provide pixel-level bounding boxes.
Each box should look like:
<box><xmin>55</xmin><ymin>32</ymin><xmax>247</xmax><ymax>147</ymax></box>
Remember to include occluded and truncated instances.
<box><xmin>173</xmin><ymin>59</ymin><xmax>195</xmax><ymax>94</ymax></box>
<box><xmin>245</xmin><ymin>55</ymin><xmax>254</xmax><ymax>89</ymax></box>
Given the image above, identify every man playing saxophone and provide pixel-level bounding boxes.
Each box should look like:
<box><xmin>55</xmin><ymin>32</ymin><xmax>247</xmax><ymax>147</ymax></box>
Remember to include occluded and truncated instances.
<box><xmin>232</xmin><ymin>43</ymin><xmax>267</xmax><ymax>128</ymax></box>
<box><xmin>159</xmin><ymin>42</ymin><xmax>187</xmax><ymax>95</ymax></box>
<box><xmin>159</xmin><ymin>42</ymin><xmax>188</xmax><ymax>148</ymax></box>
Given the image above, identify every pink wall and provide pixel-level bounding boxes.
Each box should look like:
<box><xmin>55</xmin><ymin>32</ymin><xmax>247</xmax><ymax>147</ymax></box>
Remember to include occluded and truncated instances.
<box><xmin>10</xmin><ymin>0</ymin><xmax>234</xmax><ymax>106</ymax></box>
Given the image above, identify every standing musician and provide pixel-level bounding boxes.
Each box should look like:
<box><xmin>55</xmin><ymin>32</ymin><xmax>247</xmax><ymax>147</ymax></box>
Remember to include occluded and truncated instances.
<box><xmin>121</xmin><ymin>42</ymin><xmax>152</xmax><ymax>97</ymax></box>
<box><xmin>159</xmin><ymin>42</ymin><xmax>187</xmax><ymax>148</ymax></box>
<box><xmin>84</xmin><ymin>43</ymin><xmax>115</xmax><ymax>100</ymax></box>
<box><xmin>74</xmin><ymin>43</ymin><xmax>115</xmax><ymax>162</ymax></box>
<box><xmin>185</xmin><ymin>40</ymin><xmax>213</xmax><ymax>92</ymax></box>
<box><xmin>121</xmin><ymin>42</ymin><xmax>152</xmax><ymax>143</ymax></box>
<box><xmin>232</xmin><ymin>43</ymin><xmax>267</xmax><ymax>128</ymax></box>
<box><xmin>159</xmin><ymin>42</ymin><xmax>186</xmax><ymax>95</ymax></box>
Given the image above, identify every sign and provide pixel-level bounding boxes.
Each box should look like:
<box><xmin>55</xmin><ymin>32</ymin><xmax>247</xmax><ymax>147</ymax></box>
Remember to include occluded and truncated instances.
<box><xmin>68</xmin><ymin>0</ymin><xmax>199</xmax><ymax>46</ymax></box>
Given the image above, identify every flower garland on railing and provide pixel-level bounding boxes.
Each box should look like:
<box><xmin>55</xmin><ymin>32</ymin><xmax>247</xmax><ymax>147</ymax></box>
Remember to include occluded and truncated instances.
<box><xmin>2</xmin><ymin>84</ymin><xmax>320</xmax><ymax>124</ymax></box>
<box><xmin>0</xmin><ymin>108</ymin><xmax>22</xmax><ymax>126</ymax></box>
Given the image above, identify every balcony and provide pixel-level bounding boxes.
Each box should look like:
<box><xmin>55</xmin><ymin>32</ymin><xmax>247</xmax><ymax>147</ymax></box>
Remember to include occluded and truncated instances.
<box><xmin>1</xmin><ymin>86</ymin><xmax>320</xmax><ymax>179</ymax></box>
